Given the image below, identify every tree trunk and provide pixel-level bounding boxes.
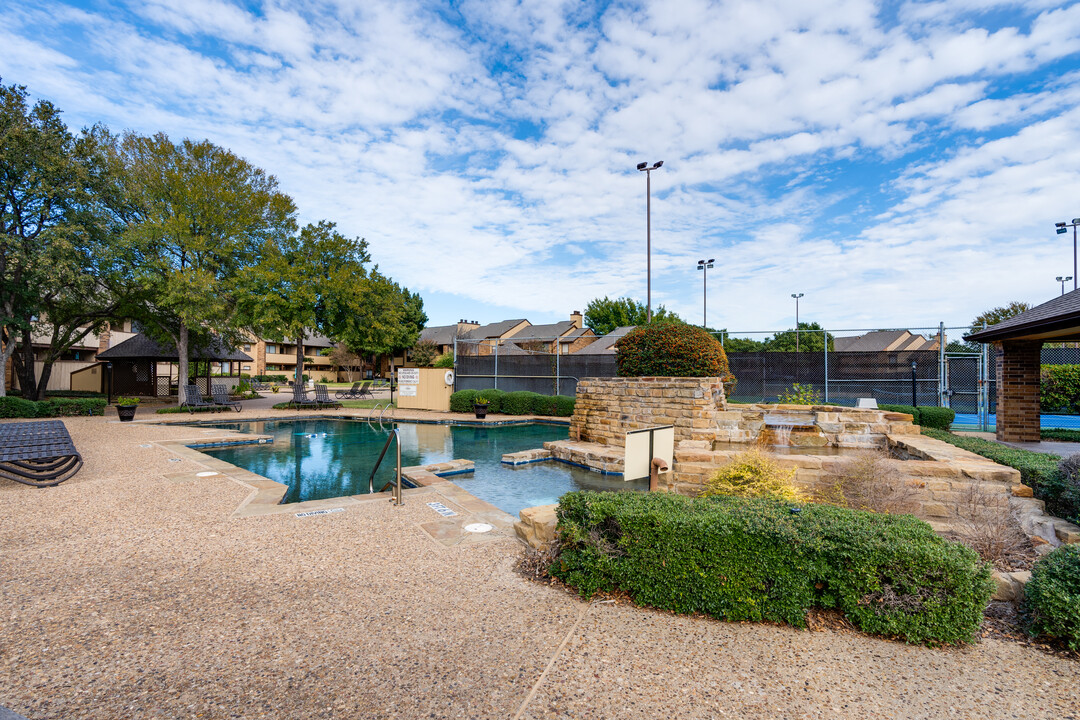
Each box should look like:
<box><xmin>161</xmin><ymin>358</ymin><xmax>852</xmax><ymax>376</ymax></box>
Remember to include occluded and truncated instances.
<box><xmin>35</xmin><ymin>360</ymin><xmax>55</xmax><ymax>401</ymax></box>
<box><xmin>177</xmin><ymin>324</ymin><xmax>189</xmax><ymax>405</ymax></box>
<box><xmin>295</xmin><ymin>336</ymin><xmax>304</xmax><ymax>386</ymax></box>
<box><xmin>0</xmin><ymin>326</ymin><xmax>15</xmax><ymax>398</ymax></box>
<box><xmin>16</xmin><ymin>327</ymin><xmax>37</xmax><ymax>400</ymax></box>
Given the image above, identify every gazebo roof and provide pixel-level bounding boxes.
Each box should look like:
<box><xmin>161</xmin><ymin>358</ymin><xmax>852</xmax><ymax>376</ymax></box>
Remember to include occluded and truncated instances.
<box><xmin>965</xmin><ymin>290</ymin><xmax>1080</xmax><ymax>344</ymax></box>
<box><xmin>97</xmin><ymin>333</ymin><xmax>252</xmax><ymax>362</ymax></box>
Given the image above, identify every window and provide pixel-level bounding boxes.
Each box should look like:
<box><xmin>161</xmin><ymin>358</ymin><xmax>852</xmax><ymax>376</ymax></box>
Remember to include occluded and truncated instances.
<box><xmin>243</xmin><ymin>365</ymin><xmax>251</xmax><ymax>371</ymax></box>
<box><xmin>244</xmin><ymin>344</ymin><xmax>251</xmax><ymax>351</ymax></box>
<box><xmin>266</xmin><ymin>344</ymin><xmax>277</xmax><ymax>354</ymax></box>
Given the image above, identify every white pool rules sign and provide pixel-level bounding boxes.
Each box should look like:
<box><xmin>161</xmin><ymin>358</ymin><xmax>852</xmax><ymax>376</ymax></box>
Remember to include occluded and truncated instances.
<box><xmin>398</xmin><ymin>368</ymin><xmax>419</xmax><ymax>397</ymax></box>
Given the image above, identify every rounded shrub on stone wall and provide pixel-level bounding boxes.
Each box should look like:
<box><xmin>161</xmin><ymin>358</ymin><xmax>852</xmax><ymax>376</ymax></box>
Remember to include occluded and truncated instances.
<box><xmin>615</xmin><ymin>323</ymin><xmax>733</xmax><ymax>383</ymax></box>
<box><xmin>1024</xmin><ymin>543</ymin><xmax>1080</xmax><ymax>650</ymax></box>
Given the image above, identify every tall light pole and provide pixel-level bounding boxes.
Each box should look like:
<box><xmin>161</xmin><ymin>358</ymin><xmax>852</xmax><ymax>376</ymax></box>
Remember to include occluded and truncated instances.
<box><xmin>697</xmin><ymin>258</ymin><xmax>714</xmax><ymax>328</ymax></box>
<box><xmin>1058</xmin><ymin>276</ymin><xmax>1074</xmax><ymax>296</ymax></box>
<box><xmin>637</xmin><ymin>160</ymin><xmax>664</xmax><ymax>322</ymax></box>
<box><xmin>1054</xmin><ymin>219</ymin><xmax>1080</xmax><ymax>291</ymax></box>
<box><xmin>791</xmin><ymin>293</ymin><xmax>804</xmax><ymax>353</ymax></box>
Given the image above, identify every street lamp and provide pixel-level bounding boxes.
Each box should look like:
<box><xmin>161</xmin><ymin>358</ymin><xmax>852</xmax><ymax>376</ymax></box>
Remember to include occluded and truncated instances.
<box><xmin>637</xmin><ymin>160</ymin><xmax>664</xmax><ymax>323</ymax></box>
<box><xmin>791</xmin><ymin>293</ymin><xmax>804</xmax><ymax>353</ymax></box>
<box><xmin>1057</xmin><ymin>276</ymin><xmax>1073</xmax><ymax>296</ymax></box>
<box><xmin>697</xmin><ymin>258</ymin><xmax>714</xmax><ymax>328</ymax></box>
<box><xmin>1054</xmin><ymin>219</ymin><xmax>1080</xmax><ymax>291</ymax></box>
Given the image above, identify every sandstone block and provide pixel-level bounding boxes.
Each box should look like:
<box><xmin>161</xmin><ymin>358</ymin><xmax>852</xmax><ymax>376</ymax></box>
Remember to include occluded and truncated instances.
<box><xmin>1010</xmin><ymin>484</ymin><xmax>1034</xmax><ymax>497</ymax></box>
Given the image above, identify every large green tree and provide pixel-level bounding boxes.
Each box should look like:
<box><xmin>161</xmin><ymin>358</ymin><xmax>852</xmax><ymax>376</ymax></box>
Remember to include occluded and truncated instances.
<box><xmin>337</xmin><ymin>276</ymin><xmax>427</xmax><ymax>377</ymax></box>
<box><xmin>970</xmin><ymin>301</ymin><xmax>1031</xmax><ymax>330</ymax></box>
<box><xmin>236</xmin><ymin>220</ymin><xmax>371</xmax><ymax>384</ymax></box>
<box><xmin>116</xmin><ymin>132</ymin><xmax>296</xmax><ymax>390</ymax></box>
<box><xmin>763</xmin><ymin>322</ymin><xmax>835</xmax><ymax>352</ymax></box>
<box><xmin>583</xmin><ymin>296</ymin><xmax>681</xmax><ymax>336</ymax></box>
<box><xmin>0</xmin><ymin>81</ymin><xmax>129</xmax><ymax>398</ymax></box>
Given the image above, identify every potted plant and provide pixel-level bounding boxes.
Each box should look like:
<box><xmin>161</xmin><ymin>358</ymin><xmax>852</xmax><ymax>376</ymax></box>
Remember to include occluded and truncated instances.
<box><xmin>473</xmin><ymin>395</ymin><xmax>490</xmax><ymax>419</ymax></box>
<box><xmin>116</xmin><ymin>397</ymin><xmax>139</xmax><ymax>422</ymax></box>
<box><xmin>270</xmin><ymin>384</ymin><xmax>280</xmax><ymax>394</ymax></box>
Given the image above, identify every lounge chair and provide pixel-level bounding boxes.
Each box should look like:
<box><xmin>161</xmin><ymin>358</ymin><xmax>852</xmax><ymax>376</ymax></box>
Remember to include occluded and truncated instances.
<box><xmin>357</xmin><ymin>380</ymin><xmax>374</xmax><ymax>399</ymax></box>
<box><xmin>181</xmin><ymin>384</ymin><xmax>220</xmax><ymax>413</ymax></box>
<box><xmin>211</xmin><ymin>384</ymin><xmax>242</xmax><ymax>413</ymax></box>
<box><xmin>287</xmin><ymin>384</ymin><xmax>320</xmax><ymax>410</ymax></box>
<box><xmin>335</xmin><ymin>382</ymin><xmax>361</xmax><ymax>399</ymax></box>
<box><xmin>0</xmin><ymin>420</ymin><xmax>83</xmax><ymax>487</ymax></box>
<box><xmin>314</xmin><ymin>384</ymin><xmax>342</xmax><ymax>409</ymax></box>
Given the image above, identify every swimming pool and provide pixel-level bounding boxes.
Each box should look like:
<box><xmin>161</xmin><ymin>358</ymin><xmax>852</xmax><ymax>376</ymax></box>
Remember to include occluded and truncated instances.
<box><xmin>196</xmin><ymin>419</ymin><xmax>646</xmax><ymax>516</ymax></box>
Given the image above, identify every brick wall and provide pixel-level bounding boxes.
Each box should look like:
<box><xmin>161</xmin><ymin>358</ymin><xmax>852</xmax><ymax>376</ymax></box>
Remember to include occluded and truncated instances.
<box><xmin>570</xmin><ymin>377</ymin><xmax>728</xmax><ymax>447</ymax></box>
<box><xmin>995</xmin><ymin>340</ymin><xmax>1042</xmax><ymax>443</ymax></box>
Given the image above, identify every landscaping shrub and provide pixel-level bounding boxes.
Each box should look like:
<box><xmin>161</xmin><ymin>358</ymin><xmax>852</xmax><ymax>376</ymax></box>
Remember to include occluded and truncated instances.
<box><xmin>778</xmin><ymin>383</ymin><xmax>821</xmax><ymax>405</ymax></box>
<box><xmin>921</xmin><ymin>428</ymin><xmax>1077</xmax><ymax>524</ymax></box>
<box><xmin>501</xmin><ymin>391</ymin><xmax>537</xmax><ymax>415</ymax></box>
<box><xmin>1025</xmin><ymin>544</ymin><xmax>1080</xmax><ymax>650</ymax></box>
<box><xmin>449</xmin><ymin>389</ymin><xmax>479</xmax><ymax>413</ymax></box>
<box><xmin>0</xmin><ymin>396</ymin><xmax>105</xmax><ymax>418</ymax></box>
<box><xmin>916</xmin><ymin>406</ymin><xmax>955</xmax><ymax>430</ymax></box>
<box><xmin>45</xmin><ymin>390</ymin><xmax>105</xmax><ymax>398</ymax></box>
<box><xmin>433</xmin><ymin>353</ymin><xmax>454</xmax><ymax>368</ymax></box>
<box><xmin>156</xmin><ymin>405</ymin><xmax>218</xmax><ymax>414</ymax></box>
<box><xmin>699</xmin><ymin>449</ymin><xmax>799</xmax><ymax>501</ymax></box>
<box><xmin>615</xmin><ymin>323</ymin><xmax>734</xmax><ymax>382</ymax></box>
<box><xmin>879</xmin><ymin>404</ymin><xmax>920</xmax><ymax>423</ymax></box>
<box><xmin>1042</xmin><ymin>428</ymin><xmax>1080</xmax><ymax>442</ymax></box>
<box><xmin>552</xmin><ymin>492</ymin><xmax>993</xmax><ymax>645</ymax></box>
<box><xmin>818</xmin><ymin>449</ymin><xmax>916</xmax><ymax>515</ymax></box>
<box><xmin>1040</xmin><ymin>364</ymin><xmax>1080</xmax><ymax>414</ymax></box>
<box><xmin>529</xmin><ymin>394</ymin><xmax>575</xmax><ymax>417</ymax></box>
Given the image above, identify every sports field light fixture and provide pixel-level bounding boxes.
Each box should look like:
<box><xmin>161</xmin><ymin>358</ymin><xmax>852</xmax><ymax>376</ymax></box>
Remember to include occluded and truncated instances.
<box><xmin>697</xmin><ymin>258</ymin><xmax>715</xmax><ymax>328</ymax></box>
<box><xmin>637</xmin><ymin>160</ymin><xmax>665</xmax><ymax>322</ymax></box>
<box><xmin>1056</xmin><ymin>219</ymin><xmax>1080</xmax><ymax>291</ymax></box>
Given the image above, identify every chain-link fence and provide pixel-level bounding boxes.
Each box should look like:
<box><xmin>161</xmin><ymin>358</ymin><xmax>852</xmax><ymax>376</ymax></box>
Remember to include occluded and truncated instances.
<box><xmin>453</xmin><ymin>327</ymin><xmax>1080</xmax><ymax>431</ymax></box>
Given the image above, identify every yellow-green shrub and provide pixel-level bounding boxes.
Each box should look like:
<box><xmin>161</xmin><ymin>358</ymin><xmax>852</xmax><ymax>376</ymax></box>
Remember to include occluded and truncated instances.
<box><xmin>699</xmin><ymin>449</ymin><xmax>800</xmax><ymax>501</ymax></box>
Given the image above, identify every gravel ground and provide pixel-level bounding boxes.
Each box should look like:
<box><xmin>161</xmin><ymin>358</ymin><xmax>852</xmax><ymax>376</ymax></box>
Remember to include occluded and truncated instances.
<box><xmin>1</xmin><ymin>416</ymin><xmax>1078</xmax><ymax>720</ymax></box>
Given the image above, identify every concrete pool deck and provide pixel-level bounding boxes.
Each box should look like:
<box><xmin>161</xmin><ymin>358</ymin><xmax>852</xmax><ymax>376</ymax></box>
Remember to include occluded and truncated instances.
<box><xmin>1</xmin><ymin>415</ymin><xmax>1078</xmax><ymax>719</ymax></box>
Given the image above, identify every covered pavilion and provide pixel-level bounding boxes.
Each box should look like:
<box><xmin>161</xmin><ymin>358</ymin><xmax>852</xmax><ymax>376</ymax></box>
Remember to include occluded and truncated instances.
<box><xmin>965</xmin><ymin>289</ymin><xmax>1080</xmax><ymax>441</ymax></box>
<box><xmin>95</xmin><ymin>333</ymin><xmax>252</xmax><ymax>398</ymax></box>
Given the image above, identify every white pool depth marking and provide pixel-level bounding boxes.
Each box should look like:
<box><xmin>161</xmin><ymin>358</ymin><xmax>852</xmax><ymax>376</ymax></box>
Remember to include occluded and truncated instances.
<box><xmin>295</xmin><ymin>508</ymin><xmax>345</xmax><ymax>518</ymax></box>
<box><xmin>426</xmin><ymin>502</ymin><xmax>457</xmax><ymax>517</ymax></box>
<box><xmin>168</xmin><ymin>458</ymin><xmax>182</xmax><ymax>463</ymax></box>
<box><xmin>196</xmin><ymin>471</ymin><xmax>218</xmax><ymax>477</ymax></box>
<box><xmin>464</xmin><ymin>523</ymin><xmax>494</xmax><ymax>533</ymax></box>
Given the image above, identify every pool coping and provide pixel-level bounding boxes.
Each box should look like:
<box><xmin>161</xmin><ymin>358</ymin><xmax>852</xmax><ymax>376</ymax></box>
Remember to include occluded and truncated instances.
<box><xmin>150</xmin><ymin>424</ymin><xmax>537</xmax><ymax>547</ymax></box>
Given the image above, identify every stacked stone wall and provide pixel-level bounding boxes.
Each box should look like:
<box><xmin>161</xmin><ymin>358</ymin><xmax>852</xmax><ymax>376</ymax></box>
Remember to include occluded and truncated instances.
<box><xmin>569</xmin><ymin>377</ymin><xmax>727</xmax><ymax>447</ymax></box>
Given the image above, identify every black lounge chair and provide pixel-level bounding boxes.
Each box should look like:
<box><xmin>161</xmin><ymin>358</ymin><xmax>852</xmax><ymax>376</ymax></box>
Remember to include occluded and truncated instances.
<box><xmin>335</xmin><ymin>382</ymin><xmax>361</xmax><ymax>399</ymax></box>
<box><xmin>181</xmin><ymin>384</ymin><xmax>220</xmax><ymax>413</ymax></box>
<box><xmin>357</xmin><ymin>380</ymin><xmax>374</xmax><ymax>399</ymax></box>
<box><xmin>287</xmin><ymin>385</ymin><xmax>320</xmax><ymax>410</ymax></box>
<box><xmin>0</xmin><ymin>420</ymin><xmax>83</xmax><ymax>487</ymax></box>
<box><xmin>314</xmin><ymin>384</ymin><xmax>342</xmax><ymax>409</ymax></box>
<box><xmin>211</xmin><ymin>384</ymin><xmax>242</xmax><ymax>413</ymax></box>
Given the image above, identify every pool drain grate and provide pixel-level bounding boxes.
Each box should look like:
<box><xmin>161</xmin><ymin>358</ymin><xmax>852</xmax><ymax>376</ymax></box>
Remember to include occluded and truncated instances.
<box><xmin>463</xmin><ymin>523</ymin><xmax>494</xmax><ymax>533</ymax></box>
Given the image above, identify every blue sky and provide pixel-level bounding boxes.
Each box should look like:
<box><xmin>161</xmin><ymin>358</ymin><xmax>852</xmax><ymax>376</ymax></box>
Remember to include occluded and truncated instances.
<box><xmin>3</xmin><ymin>0</ymin><xmax>1080</xmax><ymax>337</ymax></box>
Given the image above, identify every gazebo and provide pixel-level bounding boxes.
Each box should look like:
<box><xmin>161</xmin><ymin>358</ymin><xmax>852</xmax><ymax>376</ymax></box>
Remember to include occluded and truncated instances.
<box><xmin>96</xmin><ymin>333</ymin><xmax>252</xmax><ymax>398</ymax></box>
<box><xmin>965</xmin><ymin>290</ymin><xmax>1080</xmax><ymax>442</ymax></box>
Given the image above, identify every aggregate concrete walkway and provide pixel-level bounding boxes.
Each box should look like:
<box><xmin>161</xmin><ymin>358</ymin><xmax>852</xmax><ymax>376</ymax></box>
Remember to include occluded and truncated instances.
<box><xmin>0</xmin><ymin>416</ymin><xmax>1077</xmax><ymax>719</ymax></box>
<box><xmin>957</xmin><ymin>431</ymin><xmax>1080</xmax><ymax>458</ymax></box>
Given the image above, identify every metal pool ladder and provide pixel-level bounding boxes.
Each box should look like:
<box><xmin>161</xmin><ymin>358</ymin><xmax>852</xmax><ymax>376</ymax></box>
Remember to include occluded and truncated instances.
<box><xmin>367</xmin><ymin>426</ymin><xmax>403</xmax><ymax>506</ymax></box>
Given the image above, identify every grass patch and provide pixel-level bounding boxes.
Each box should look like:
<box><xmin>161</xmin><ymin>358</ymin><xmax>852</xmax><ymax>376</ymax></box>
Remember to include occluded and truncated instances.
<box><xmin>340</xmin><ymin>399</ymin><xmax>397</xmax><ymax>409</ymax></box>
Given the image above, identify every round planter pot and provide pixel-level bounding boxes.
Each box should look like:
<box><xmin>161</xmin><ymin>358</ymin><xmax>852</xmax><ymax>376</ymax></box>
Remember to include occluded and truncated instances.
<box><xmin>473</xmin><ymin>404</ymin><xmax>489</xmax><ymax>419</ymax></box>
<box><xmin>116</xmin><ymin>405</ymin><xmax>137</xmax><ymax>422</ymax></box>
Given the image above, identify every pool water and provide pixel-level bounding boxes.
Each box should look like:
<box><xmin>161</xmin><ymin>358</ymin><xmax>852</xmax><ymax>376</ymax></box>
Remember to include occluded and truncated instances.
<box><xmin>197</xmin><ymin>419</ymin><xmax>647</xmax><ymax>516</ymax></box>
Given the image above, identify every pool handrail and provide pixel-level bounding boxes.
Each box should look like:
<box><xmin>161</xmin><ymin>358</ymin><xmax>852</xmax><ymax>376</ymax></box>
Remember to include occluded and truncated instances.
<box><xmin>377</xmin><ymin>402</ymin><xmax>394</xmax><ymax>427</ymax></box>
<box><xmin>367</xmin><ymin>425</ymin><xmax>404</xmax><ymax>505</ymax></box>
<box><xmin>367</xmin><ymin>403</ymin><xmax>384</xmax><ymax>426</ymax></box>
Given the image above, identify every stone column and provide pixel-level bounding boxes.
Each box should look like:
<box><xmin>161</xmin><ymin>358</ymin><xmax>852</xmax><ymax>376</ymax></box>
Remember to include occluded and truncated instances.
<box><xmin>995</xmin><ymin>340</ymin><xmax>1042</xmax><ymax>442</ymax></box>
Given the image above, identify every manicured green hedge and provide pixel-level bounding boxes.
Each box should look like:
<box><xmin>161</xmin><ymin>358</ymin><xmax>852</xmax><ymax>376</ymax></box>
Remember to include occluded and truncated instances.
<box><xmin>917</xmin><ymin>406</ymin><xmax>955</xmax><ymax>430</ymax></box>
<box><xmin>552</xmin><ymin>492</ymin><xmax>992</xmax><ymax>645</ymax></box>
<box><xmin>615</xmin><ymin>323</ymin><xmax>734</xmax><ymax>381</ymax></box>
<box><xmin>0</xmin><ymin>396</ymin><xmax>106</xmax><ymax>418</ymax></box>
<box><xmin>920</xmin><ymin>428</ymin><xmax>1078</xmax><ymax>524</ymax></box>
<box><xmin>879</xmin><ymin>404</ymin><xmax>920</xmax><ymax>423</ymax></box>
<box><xmin>878</xmin><ymin>405</ymin><xmax>954</xmax><ymax>429</ymax></box>
<box><xmin>45</xmin><ymin>390</ymin><xmax>106</xmax><ymax>398</ymax></box>
<box><xmin>1042</xmin><ymin>428</ymin><xmax>1080</xmax><ymax>443</ymax></box>
<box><xmin>449</xmin><ymin>389</ymin><xmax>574</xmax><ymax>416</ymax></box>
<box><xmin>1025</xmin><ymin>544</ymin><xmax>1080</xmax><ymax>650</ymax></box>
<box><xmin>1041</xmin><ymin>364</ymin><xmax>1080</xmax><ymax>414</ymax></box>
